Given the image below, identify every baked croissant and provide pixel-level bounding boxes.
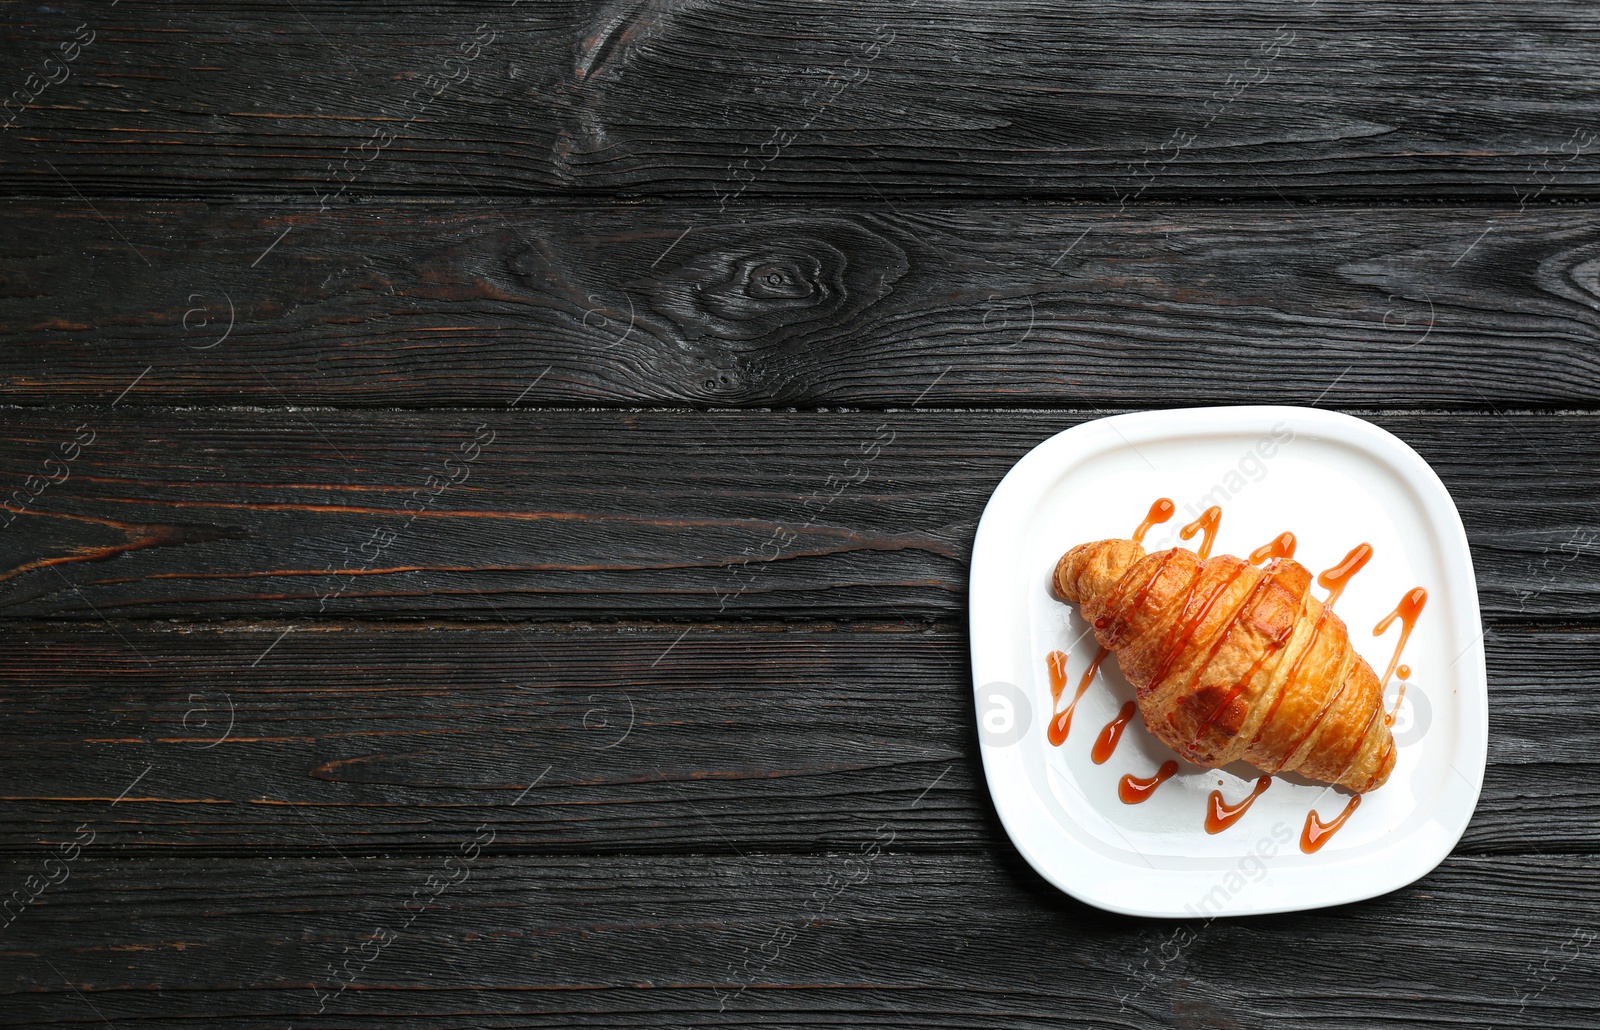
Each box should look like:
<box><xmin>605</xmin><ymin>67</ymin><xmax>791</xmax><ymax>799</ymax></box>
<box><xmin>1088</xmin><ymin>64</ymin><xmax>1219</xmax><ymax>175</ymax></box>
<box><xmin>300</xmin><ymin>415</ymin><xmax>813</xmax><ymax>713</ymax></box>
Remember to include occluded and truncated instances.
<box><xmin>1054</xmin><ymin>539</ymin><xmax>1395</xmax><ymax>793</ymax></box>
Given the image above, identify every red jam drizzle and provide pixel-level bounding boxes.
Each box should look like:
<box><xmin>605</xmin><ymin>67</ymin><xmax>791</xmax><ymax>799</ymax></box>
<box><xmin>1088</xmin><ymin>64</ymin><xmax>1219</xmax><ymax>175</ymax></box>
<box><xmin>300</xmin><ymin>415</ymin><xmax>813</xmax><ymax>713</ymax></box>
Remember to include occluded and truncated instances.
<box><xmin>1048</xmin><ymin>647</ymin><xmax>1109</xmax><ymax>746</ymax></box>
<box><xmin>1317</xmin><ymin>543</ymin><xmax>1373</xmax><ymax>609</ymax></box>
<box><xmin>1375</xmin><ymin>587</ymin><xmax>1428</xmax><ymax>725</ymax></box>
<box><xmin>1132</xmin><ymin>498</ymin><xmax>1176</xmax><ymax>545</ymax></box>
<box><xmin>1179</xmin><ymin>505</ymin><xmax>1223</xmax><ymax>560</ymax></box>
<box><xmin>1119</xmin><ymin>760</ymin><xmax>1179</xmax><ymax>804</ymax></box>
<box><xmin>1205</xmin><ymin>776</ymin><xmax>1271</xmax><ymax>834</ymax></box>
<box><xmin>1301</xmin><ymin>794</ymin><xmax>1362</xmax><ymax>853</ymax></box>
<box><xmin>1249</xmin><ymin>532</ymin><xmax>1297</xmax><ymax>565</ymax></box>
<box><xmin>1092</xmin><ymin>701</ymin><xmax>1138</xmax><ymax>764</ymax></box>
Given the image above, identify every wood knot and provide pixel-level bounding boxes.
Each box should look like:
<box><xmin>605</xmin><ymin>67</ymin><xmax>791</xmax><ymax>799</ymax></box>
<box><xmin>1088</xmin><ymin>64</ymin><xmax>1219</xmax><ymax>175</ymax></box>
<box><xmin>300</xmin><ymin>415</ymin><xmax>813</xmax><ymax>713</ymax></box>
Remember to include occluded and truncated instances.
<box><xmin>637</xmin><ymin>219</ymin><xmax>908</xmax><ymax>344</ymax></box>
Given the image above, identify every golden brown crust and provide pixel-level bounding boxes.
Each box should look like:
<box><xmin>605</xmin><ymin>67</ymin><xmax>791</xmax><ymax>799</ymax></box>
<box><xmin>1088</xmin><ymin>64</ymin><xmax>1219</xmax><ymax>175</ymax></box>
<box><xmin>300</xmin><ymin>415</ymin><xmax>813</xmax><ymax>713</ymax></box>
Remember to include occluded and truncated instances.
<box><xmin>1054</xmin><ymin>538</ymin><xmax>1397</xmax><ymax>792</ymax></box>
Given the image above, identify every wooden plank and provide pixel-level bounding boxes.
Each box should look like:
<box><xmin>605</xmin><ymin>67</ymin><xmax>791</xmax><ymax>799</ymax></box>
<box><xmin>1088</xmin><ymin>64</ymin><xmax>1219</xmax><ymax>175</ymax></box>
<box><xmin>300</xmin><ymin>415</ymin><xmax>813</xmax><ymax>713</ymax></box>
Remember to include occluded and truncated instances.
<box><xmin>1</xmin><ymin>851</ymin><xmax>1595</xmax><ymax>1027</ymax></box>
<box><xmin>0</xmin><ymin>410</ymin><xmax>1594</xmax><ymax>620</ymax></box>
<box><xmin>0</xmin><ymin>619</ymin><xmax>1590</xmax><ymax>854</ymax></box>
<box><xmin>4</xmin><ymin>202</ymin><xmax>1600</xmax><ymax>408</ymax></box>
<box><xmin>6</xmin><ymin>4</ymin><xmax>1600</xmax><ymax>200</ymax></box>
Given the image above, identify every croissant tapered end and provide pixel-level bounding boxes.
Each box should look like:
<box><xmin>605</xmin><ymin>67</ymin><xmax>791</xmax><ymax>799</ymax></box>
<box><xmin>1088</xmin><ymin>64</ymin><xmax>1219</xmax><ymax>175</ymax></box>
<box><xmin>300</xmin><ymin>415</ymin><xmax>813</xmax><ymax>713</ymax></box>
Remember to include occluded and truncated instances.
<box><xmin>1054</xmin><ymin>538</ymin><xmax>1145</xmax><ymax>606</ymax></box>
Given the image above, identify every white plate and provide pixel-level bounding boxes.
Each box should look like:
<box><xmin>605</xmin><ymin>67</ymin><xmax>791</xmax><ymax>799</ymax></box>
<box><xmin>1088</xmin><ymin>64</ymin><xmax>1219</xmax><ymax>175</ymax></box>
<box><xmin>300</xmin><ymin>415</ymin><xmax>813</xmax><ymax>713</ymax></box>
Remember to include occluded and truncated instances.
<box><xmin>970</xmin><ymin>406</ymin><xmax>1488</xmax><ymax>918</ymax></box>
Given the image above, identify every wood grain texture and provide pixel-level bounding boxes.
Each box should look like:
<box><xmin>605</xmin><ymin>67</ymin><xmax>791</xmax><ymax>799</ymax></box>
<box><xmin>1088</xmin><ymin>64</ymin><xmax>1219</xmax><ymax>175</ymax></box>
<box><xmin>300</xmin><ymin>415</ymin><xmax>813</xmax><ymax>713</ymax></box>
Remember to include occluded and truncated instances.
<box><xmin>5</xmin><ymin>2</ymin><xmax>1600</xmax><ymax>201</ymax></box>
<box><xmin>0</xmin><ymin>410</ymin><xmax>1595</xmax><ymax>620</ymax></box>
<box><xmin>2</xmin><ymin>851</ymin><xmax>1596</xmax><ymax>1028</ymax></box>
<box><xmin>6</xmin><ymin>1</ymin><xmax>1596</xmax><ymax>1022</ymax></box>
<box><xmin>0</xmin><ymin>620</ymin><xmax>1591</xmax><ymax>856</ymax></box>
<box><xmin>4</xmin><ymin>202</ymin><xmax>1600</xmax><ymax>408</ymax></box>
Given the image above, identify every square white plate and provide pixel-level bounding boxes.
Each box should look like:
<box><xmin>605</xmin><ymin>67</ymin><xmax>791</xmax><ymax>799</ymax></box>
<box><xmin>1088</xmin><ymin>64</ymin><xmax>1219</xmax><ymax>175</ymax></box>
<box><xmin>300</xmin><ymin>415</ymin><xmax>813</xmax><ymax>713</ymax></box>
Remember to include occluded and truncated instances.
<box><xmin>970</xmin><ymin>406</ymin><xmax>1488</xmax><ymax>918</ymax></box>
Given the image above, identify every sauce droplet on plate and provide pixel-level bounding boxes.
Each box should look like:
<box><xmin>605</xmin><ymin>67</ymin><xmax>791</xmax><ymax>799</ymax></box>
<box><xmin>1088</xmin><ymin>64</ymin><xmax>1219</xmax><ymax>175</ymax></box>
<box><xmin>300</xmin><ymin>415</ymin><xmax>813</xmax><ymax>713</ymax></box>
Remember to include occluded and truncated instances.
<box><xmin>1132</xmin><ymin>498</ymin><xmax>1176</xmax><ymax>545</ymax></box>
<box><xmin>1048</xmin><ymin>647</ymin><xmax>1109</xmax><ymax>746</ymax></box>
<box><xmin>1046</xmin><ymin>649</ymin><xmax>1069</xmax><ymax>704</ymax></box>
<box><xmin>1375</xmin><ymin>587</ymin><xmax>1428</xmax><ymax>724</ymax></box>
<box><xmin>1317</xmin><ymin>543</ymin><xmax>1373</xmax><ymax>608</ymax></box>
<box><xmin>1119</xmin><ymin>760</ymin><xmax>1179</xmax><ymax>804</ymax></box>
<box><xmin>1301</xmin><ymin>794</ymin><xmax>1362</xmax><ymax>853</ymax></box>
<box><xmin>1179</xmin><ymin>506</ymin><xmax>1223</xmax><ymax>560</ymax></box>
<box><xmin>1249</xmin><ymin>531</ymin><xmax>1297</xmax><ymax>565</ymax></box>
<box><xmin>1092</xmin><ymin>700</ymin><xmax>1138</xmax><ymax>764</ymax></box>
<box><xmin>1204</xmin><ymin>776</ymin><xmax>1272</xmax><ymax>834</ymax></box>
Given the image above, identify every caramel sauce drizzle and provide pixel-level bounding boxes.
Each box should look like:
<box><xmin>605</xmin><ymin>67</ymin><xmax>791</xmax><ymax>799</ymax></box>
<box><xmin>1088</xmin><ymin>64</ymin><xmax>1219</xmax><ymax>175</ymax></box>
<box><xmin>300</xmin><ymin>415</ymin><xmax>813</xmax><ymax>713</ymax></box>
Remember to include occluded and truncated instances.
<box><xmin>1191</xmin><ymin>565</ymin><xmax>1296</xmax><ymax>748</ymax></box>
<box><xmin>1146</xmin><ymin>563</ymin><xmax>1247</xmax><ymax>699</ymax></box>
<box><xmin>1317</xmin><ymin>543</ymin><xmax>1373</xmax><ymax>609</ymax></box>
<box><xmin>1273</xmin><ymin>661</ymin><xmax>1352</xmax><ymax>774</ymax></box>
<box><xmin>1092</xmin><ymin>700</ymin><xmax>1138</xmax><ymax>764</ymax></box>
<box><xmin>1048</xmin><ymin>647</ymin><xmax>1109</xmax><ymax>747</ymax></box>
<box><xmin>1358</xmin><ymin>738</ymin><xmax>1396</xmax><ymax>794</ymax></box>
<box><xmin>1170</xmin><ymin>564</ymin><xmax>1285</xmax><ymax>754</ymax></box>
<box><xmin>1133</xmin><ymin>497</ymin><xmax>1176</xmax><ymax>545</ymax></box>
<box><xmin>1179</xmin><ymin>505</ymin><xmax>1223</xmax><ymax>560</ymax></box>
<box><xmin>1249</xmin><ymin>532</ymin><xmax>1297</xmax><ymax>565</ymax></box>
<box><xmin>1247</xmin><ymin>558</ymin><xmax>1326</xmax><ymax>743</ymax></box>
<box><xmin>1102</xmin><ymin>548</ymin><xmax>1179</xmax><ymax>648</ymax></box>
<box><xmin>1192</xmin><ymin>638</ymin><xmax>1283</xmax><ymax>748</ymax></box>
<box><xmin>1322</xmin><ymin>587</ymin><xmax>1429</xmax><ymax>790</ymax></box>
<box><xmin>1205</xmin><ymin>776</ymin><xmax>1272</xmax><ymax>834</ymax></box>
<box><xmin>1262</xmin><ymin>605</ymin><xmax>1333</xmax><ymax>766</ymax></box>
<box><xmin>1043</xmin><ymin>501</ymin><xmax>1411</xmax><ymax>848</ymax></box>
<box><xmin>1332</xmin><ymin>686</ymin><xmax>1395</xmax><ymax>790</ymax></box>
<box><xmin>1046</xmin><ymin>649</ymin><xmax>1070</xmax><ymax>705</ymax></box>
<box><xmin>1278</xmin><ymin>545</ymin><xmax>1376</xmax><ymax>770</ymax></box>
<box><xmin>1301</xmin><ymin>794</ymin><xmax>1361</xmax><ymax>853</ymax></box>
<box><xmin>1375</xmin><ymin>587</ymin><xmax>1428</xmax><ymax>725</ymax></box>
<box><xmin>1092</xmin><ymin>529</ymin><xmax>1169</xmax><ymax>639</ymax></box>
<box><xmin>1120</xmin><ymin>760</ymin><xmax>1179</xmax><ymax>804</ymax></box>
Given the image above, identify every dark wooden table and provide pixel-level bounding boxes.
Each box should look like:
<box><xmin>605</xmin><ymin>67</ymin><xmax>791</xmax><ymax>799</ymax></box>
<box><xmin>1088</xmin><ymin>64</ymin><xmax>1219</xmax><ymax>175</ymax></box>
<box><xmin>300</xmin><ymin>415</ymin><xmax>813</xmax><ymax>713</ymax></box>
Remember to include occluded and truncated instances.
<box><xmin>4</xmin><ymin>2</ymin><xmax>1599</xmax><ymax>1027</ymax></box>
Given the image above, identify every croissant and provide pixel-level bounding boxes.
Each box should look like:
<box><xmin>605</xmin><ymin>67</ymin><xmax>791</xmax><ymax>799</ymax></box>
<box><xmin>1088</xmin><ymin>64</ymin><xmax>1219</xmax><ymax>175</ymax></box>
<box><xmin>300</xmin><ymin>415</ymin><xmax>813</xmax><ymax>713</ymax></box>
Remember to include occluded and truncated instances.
<box><xmin>1054</xmin><ymin>539</ymin><xmax>1396</xmax><ymax>793</ymax></box>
